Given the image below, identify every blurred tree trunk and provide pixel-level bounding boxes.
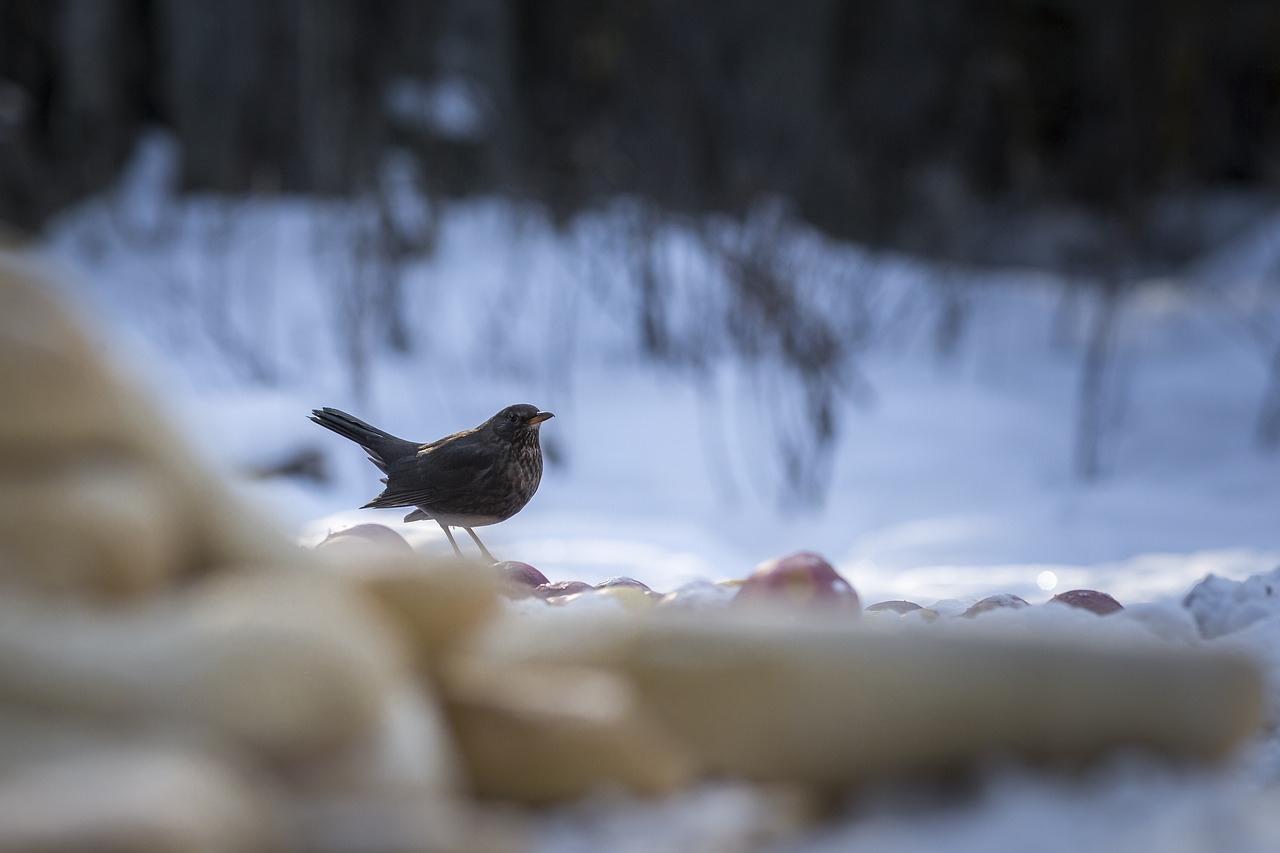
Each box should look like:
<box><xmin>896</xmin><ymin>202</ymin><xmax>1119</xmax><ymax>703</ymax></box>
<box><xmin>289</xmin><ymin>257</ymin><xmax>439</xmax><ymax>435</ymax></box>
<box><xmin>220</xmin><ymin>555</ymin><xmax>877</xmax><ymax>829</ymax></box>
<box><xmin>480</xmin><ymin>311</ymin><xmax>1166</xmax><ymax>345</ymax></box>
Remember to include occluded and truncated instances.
<box><xmin>1256</xmin><ymin>343</ymin><xmax>1280</xmax><ymax>448</ymax></box>
<box><xmin>1075</xmin><ymin>280</ymin><xmax>1123</xmax><ymax>480</ymax></box>
<box><xmin>0</xmin><ymin>0</ymin><xmax>146</xmax><ymax>230</ymax></box>
<box><xmin>4</xmin><ymin>0</ymin><xmax>1280</xmax><ymax>269</ymax></box>
<box><xmin>155</xmin><ymin>0</ymin><xmax>392</xmax><ymax>194</ymax></box>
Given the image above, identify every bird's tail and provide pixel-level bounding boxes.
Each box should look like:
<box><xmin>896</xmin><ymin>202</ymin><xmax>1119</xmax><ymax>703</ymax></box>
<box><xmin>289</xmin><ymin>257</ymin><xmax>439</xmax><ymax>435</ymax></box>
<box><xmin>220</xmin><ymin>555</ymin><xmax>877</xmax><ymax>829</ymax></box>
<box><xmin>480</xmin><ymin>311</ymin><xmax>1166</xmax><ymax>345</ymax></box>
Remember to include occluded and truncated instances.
<box><xmin>309</xmin><ymin>407</ymin><xmax>416</xmax><ymax>473</ymax></box>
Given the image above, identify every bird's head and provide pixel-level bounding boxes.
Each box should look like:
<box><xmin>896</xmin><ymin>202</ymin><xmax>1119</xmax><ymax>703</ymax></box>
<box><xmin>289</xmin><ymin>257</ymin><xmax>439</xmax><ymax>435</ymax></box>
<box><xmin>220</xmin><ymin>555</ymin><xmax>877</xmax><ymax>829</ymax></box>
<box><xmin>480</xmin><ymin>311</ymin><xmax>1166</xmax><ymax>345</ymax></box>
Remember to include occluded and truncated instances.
<box><xmin>490</xmin><ymin>404</ymin><xmax>554</xmax><ymax>440</ymax></box>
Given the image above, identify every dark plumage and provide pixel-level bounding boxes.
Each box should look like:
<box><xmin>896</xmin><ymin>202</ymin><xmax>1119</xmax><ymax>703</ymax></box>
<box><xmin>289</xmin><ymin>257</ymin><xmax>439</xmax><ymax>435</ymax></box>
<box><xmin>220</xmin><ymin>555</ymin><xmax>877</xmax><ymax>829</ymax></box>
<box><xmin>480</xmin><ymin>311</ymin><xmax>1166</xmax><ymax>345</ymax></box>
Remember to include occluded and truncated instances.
<box><xmin>309</xmin><ymin>404</ymin><xmax>553</xmax><ymax>561</ymax></box>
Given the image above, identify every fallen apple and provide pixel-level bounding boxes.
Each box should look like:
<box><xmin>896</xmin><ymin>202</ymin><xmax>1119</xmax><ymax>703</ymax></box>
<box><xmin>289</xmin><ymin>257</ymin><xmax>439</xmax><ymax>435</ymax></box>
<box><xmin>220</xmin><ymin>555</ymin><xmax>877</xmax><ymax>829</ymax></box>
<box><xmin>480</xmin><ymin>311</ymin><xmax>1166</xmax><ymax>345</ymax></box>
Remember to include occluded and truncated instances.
<box><xmin>962</xmin><ymin>594</ymin><xmax>1030</xmax><ymax>618</ymax></box>
<box><xmin>1050</xmin><ymin>589</ymin><xmax>1124</xmax><ymax>615</ymax></box>
<box><xmin>315</xmin><ymin>524</ymin><xmax>414</xmax><ymax>556</ymax></box>
<box><xmin>495</xmin><ymin>561</ymin><xmax>550</xmax><ymax>599</ymax></box>
<box><xmin>865</xmin><ymin>600</ymin><xmax>923</xmax><ymax>615</ymax></box>
<box><xmin>732</xmin><ymin>552</ymin><xmax>860</xmax><ymax>614</ymax></box>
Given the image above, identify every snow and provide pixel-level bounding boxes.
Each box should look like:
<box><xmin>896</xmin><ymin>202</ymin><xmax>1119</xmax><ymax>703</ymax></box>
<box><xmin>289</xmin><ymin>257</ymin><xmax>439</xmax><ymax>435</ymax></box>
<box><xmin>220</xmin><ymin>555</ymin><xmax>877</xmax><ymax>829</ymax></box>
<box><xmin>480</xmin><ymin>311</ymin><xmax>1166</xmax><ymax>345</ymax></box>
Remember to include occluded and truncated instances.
<box><xmin>1184</xmin><ymin>567</ymin><xmax>1280</xmax><ymax>640</ymax></box>
<box><xmin>33</xmin><ymin>135</ymin><xmax>1280</xmax><ymax>849</ymax></box>
<box><xmin>41</xmin><ymin>181</ymin><xmax>1280</xmax><ymax>601</ymax></box>
<box><xmin>384</xmin><ymin>76</ymin><xmax>490</xmax><ymax>140</ymax></box>
<box><xmin>789</xmin><ymin>761</ymin><xmax>1280</xmax><ymax>853</ymax></box>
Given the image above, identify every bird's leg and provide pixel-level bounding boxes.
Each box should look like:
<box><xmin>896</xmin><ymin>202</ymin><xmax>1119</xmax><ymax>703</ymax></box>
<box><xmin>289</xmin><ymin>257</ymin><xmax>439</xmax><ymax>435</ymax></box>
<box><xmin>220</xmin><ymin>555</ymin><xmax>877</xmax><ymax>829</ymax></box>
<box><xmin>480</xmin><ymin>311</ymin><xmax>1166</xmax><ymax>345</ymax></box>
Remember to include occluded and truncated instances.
<box><xmin>463</xmin><ymin>527</ymin><xmax>496</xmax><ymax>562</ymax></box>
<box><xmin>436</xmin><ymin>521</ymin><xmax>464</xmax><ymax>558</ymax></box>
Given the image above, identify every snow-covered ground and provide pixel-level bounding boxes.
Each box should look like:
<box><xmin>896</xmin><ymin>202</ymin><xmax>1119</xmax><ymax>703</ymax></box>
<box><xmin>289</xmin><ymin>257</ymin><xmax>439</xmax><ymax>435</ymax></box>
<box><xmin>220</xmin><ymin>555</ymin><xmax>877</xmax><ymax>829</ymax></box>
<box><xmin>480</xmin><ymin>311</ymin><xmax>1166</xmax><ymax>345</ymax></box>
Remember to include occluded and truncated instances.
<box><xmin>32</xmin><ymin>136</ymin><xmax>1280</xmax><ymax>850</ymax></box>
<box><xmin>39</xmin><ymin>136</ymin><xmax>1280</xmax><ymax>605</ymax></box>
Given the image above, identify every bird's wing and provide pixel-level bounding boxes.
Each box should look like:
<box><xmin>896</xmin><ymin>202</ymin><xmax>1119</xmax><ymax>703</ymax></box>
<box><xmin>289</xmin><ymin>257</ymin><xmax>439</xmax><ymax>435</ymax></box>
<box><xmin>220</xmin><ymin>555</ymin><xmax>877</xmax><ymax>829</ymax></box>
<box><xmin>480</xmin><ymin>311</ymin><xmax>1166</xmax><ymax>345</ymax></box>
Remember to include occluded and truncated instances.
<box><xmin>362</xmin><ymin>434</ymin><xmax>492</xmax><ymax>509</ymax></box>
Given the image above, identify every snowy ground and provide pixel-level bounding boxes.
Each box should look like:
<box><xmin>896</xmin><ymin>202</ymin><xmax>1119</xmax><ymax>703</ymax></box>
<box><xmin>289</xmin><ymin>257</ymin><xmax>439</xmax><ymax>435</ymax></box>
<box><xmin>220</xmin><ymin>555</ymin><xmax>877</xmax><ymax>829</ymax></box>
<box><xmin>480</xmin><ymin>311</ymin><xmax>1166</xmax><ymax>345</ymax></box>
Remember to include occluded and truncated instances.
<box><xmin>32</xmin><ymin>137</ymin><xmax>1280</xmax><ymax>849</ymax></box>
<box><xmin>38</xmin><ymin>137</ymin><xmax>1280</xmax><ymax>605</ymax></box>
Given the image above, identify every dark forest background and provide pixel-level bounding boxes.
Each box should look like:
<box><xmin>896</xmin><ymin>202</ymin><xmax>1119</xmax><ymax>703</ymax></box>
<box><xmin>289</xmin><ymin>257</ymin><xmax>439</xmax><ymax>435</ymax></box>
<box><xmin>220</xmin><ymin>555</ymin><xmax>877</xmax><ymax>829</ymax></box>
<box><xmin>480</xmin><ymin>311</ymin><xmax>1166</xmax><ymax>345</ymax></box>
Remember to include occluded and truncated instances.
<box><xmin>5</xmin><ymin>0</ymin><xmax>1280</xmax><ymax>500</ymax></box>
<box><xmin>4</xmin><ymin>0</ymin><xmax>1280</xmax><ymax>274</ymax></box>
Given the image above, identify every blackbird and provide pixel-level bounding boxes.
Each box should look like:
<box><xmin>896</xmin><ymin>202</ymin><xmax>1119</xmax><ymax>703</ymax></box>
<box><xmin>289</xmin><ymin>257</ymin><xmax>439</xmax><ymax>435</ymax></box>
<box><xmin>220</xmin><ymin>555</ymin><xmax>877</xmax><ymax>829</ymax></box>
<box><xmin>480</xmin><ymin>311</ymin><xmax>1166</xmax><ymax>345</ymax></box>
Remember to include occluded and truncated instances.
<box><xmin>310</xmin><ymin>404</ymin><xmax>553</xmax><ymax>561</ymax></box>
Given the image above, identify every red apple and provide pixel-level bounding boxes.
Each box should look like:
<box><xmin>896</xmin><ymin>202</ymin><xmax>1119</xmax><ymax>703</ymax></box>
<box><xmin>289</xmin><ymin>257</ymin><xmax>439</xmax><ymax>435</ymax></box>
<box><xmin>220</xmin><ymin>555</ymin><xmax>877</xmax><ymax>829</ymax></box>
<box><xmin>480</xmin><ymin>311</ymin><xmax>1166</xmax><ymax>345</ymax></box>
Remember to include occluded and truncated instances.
<box><xmin>315</xmin><ymin>524</ymin><xmax>414</xmax><ymax>556</ymax></box>
<box><xmin>495</xmin><ymin>561</ymin><xmax>550</xmax><ymax>599</ymax></box>
<box><xmin>962</xmin><ymin>594</ymin><xmax>1030</xmax><ymax>618</ymax></box>
<box><xmin>1049</xmin><ymin>589</ymin><xmax>1124</xmax><ymax>615</ymax></box>
<box><xmin>865</xmin><ymin>600</ymin><xmax>923</xmax><ymax>615</ymax></box>
<box><xmin>732</xmin><ymin>552</ymin><xmax>860</xmax><ymax>613</ymax></box>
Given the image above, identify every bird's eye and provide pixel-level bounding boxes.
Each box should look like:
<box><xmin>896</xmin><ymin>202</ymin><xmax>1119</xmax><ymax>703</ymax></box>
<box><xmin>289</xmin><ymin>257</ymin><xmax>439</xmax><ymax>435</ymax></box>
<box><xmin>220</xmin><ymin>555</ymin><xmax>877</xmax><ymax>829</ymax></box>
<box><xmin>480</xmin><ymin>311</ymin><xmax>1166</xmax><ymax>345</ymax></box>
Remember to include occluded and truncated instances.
<box><xmin>507</xmin><ymin>412</ymin><xmax>520</xmax><ymax>423</ymax></box>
